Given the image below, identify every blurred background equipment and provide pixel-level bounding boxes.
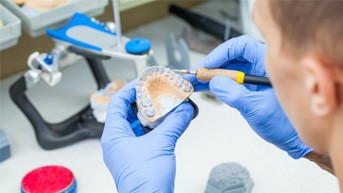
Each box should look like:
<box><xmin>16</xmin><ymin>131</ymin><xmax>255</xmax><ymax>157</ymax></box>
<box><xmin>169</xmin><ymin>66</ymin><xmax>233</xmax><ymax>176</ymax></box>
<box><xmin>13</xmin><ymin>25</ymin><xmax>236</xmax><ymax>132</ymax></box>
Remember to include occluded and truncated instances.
<box><xmin>21</xmin><ymin>165</ymin><xmax>77</xmax><ymax>193</ymax></box>
<box><xmin>7</xmin><ymin>0</ymin><xmax>191</xmax><ymax>149</ymax></box>
<box><xmin>0</xmin><ymin>129</ymin><xmax>11</xmax><ymax>162</ymax></box>
<box><xmin>205</xmin><ymin>163</ymin><xmax>253</xmax><ymax>193</ymax></box>
<box><xmin>8</xmin><ymin>6</ymin><xmax>156</xmax><ymax>149</ymax></box>
<box><xmin>169</xmin><ymin>4</ymin><xmax>242</xmax><ymax>42</ymax></box>
<box><xmin>0</xmin><ymin>4</ymin><xmax>21</xmax><ymax>51</ymax></box>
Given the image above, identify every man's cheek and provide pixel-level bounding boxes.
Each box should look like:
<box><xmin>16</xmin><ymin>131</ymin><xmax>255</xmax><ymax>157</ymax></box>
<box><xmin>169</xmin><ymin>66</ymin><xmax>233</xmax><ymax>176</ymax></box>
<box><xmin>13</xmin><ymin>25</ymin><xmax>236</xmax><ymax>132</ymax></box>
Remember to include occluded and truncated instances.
<box><xmin>264</xmin><ymin>52</ymin><xmax>274</xmax><ymax>78</ymax></box>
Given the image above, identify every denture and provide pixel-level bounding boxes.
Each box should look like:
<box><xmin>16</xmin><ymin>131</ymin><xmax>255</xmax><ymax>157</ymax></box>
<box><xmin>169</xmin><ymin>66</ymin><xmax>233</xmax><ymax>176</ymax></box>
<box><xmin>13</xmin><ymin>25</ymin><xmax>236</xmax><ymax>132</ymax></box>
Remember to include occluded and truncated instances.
<box><xmin>136</xmin><ymin>66</ymin><xmax>194</xmax><ymax>128</ymax></box>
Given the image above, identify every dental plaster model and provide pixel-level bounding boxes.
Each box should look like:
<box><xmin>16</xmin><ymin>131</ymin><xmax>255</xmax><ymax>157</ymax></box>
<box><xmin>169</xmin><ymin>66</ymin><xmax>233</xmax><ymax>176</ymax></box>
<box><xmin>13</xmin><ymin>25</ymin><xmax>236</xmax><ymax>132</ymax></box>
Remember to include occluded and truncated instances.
<box><xmin>136</xmin><ymin>66</ymin><xmax>194</xmax><ymax>128</ymax></box>
<box><xmin>13</xmin><ymin>0</ymin><xmax>70</xmax><ymax>11</ymax></box>
<box><xmin>205</xmin><ymin>163</ymin><xmax>254</xmax><ymax>193</ymax></box>
<box><xmin>25</xmin><ymin>0</ymin><xmax>70</xmax><ymax>11</ymax></box>
<box><xmin>90</xmin><ymin>80</ymin><xmax>126</xmax><ymax>123</ymax></box>
<box><xmin>13</xmin><ymin>0</ymin><xmax>25</xmax><ymax>6</ymax></box>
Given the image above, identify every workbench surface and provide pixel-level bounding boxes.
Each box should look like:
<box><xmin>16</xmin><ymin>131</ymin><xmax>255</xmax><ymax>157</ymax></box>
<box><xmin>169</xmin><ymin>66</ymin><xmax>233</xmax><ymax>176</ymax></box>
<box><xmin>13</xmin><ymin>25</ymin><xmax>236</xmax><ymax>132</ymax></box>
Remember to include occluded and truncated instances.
<box><xmin>0</xmin><ymin>2</ymin><xmax>338</xmax><ymax>193</ymax></box>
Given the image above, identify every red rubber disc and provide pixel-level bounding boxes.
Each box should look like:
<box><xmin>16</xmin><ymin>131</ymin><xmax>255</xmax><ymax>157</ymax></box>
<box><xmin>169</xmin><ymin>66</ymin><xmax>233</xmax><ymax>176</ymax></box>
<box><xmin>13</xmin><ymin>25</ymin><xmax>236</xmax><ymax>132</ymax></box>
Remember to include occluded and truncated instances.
<box><xmin>21</xmin><ymin>165</ymin><xmax>75</xmax><ymax>193</ymax></box>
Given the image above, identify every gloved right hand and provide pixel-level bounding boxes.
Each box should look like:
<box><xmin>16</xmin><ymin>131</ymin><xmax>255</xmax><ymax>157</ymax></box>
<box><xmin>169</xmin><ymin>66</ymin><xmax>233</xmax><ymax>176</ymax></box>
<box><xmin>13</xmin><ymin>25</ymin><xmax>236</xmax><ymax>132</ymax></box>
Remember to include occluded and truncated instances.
<box><xmin>185</xmin><ymin>35</ymin><xmax>313</xmax><ymax>159</ymax></box>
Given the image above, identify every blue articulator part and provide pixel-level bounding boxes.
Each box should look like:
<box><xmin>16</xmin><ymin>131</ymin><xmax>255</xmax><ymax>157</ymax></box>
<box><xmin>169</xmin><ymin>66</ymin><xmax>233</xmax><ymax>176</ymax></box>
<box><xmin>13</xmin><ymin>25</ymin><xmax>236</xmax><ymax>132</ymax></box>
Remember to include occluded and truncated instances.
<box><xmin>46</xmin><ymin>13</ymin><xmax>116</xmax><ymax>52</ymax></box>
<box><xmin>125</xmin><ymin>38</ymin><xmax>151</xmax><ymax>55</ymax></box>
<box><xmin>46</xmin><ymin>13</ymin><xmax>151</xmax><ymax>61</ymax></box>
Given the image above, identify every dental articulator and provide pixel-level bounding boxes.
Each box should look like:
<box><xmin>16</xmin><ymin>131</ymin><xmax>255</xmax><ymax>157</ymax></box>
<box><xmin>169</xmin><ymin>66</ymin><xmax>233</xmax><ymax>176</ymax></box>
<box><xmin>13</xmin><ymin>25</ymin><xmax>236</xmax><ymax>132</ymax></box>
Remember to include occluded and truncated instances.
<box><xmin>10</xmin><ymin>0</ymin><xmax>199</xmax><ymax>149</ymax></box>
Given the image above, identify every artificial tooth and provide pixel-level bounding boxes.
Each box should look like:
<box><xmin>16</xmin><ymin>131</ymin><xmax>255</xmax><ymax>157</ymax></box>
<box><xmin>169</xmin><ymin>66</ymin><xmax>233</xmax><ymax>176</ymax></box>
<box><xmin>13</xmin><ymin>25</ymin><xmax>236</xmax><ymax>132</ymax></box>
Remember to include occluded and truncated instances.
<box><xmin>136</xmin><ymin>86</ymin><xmax>144</xmax><ymax>93</ymax></box>
<box><xmin>137</xmin><ymin>79</ymin><xmax>144</xmax><ymax>86</ymax></box>
<box><xmin>137</xmin><ymin>92</ymin><xmax>145</xmax><ymax>99</ymax></box>
<box><xmin>157</xmin><ymin>66</ymin><xmax>165</xmax><ymax>74</ymax></box>
<box><xmin>140</xmin><ymin>98</ymin><xmax>152</xmax><ymax>107</ymax></box>
<box><xmin>145</xmin><ymin>68</ymin><xmax>154</xmax><ymax>75</ymax></box>
<box><xmin>144</xmin><ymin>107</ymin><xmax>156</xmax><ymax>117</ymax></box>
<box><xmin>140</xmin><ymin>73</ymin><xmax>147</xmax><ymax>81</ymax></box>
<box><xmin>169</xmin><ymin>75</ymin><xmax>174</xmax><ymax>80</ymax></box>
<box><xmin>164</xmin><ymin>69</ymin><xmax>171</xmax><ymax>77</ymax></box>
<box><xmin>182</xmin><ymin>82</ymin><xmax>192</xmax><ymax>92</ymax></box>
<box><xmin>151</xmin><ymin>66</ymin><xmax>159</xmax><ymax>72</ymax></box>
<box><xmin>173</xmin><ymin>75</ymin><xmax>183</xmax><ymax>87</ymax></box>
<box><xmin>177</xmin><ymin>78</ymin><xmax>184</xmax><ymax>87</ymax></box>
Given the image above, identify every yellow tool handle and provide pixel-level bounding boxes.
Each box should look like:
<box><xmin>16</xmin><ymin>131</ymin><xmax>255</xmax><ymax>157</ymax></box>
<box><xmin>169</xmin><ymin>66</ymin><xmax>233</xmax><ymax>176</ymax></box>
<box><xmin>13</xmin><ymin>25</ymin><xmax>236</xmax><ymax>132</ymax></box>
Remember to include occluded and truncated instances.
<box><xmin>196</xmin><ymin>67</ymin><xmax>245</xmax><ymax>84</ymax></box>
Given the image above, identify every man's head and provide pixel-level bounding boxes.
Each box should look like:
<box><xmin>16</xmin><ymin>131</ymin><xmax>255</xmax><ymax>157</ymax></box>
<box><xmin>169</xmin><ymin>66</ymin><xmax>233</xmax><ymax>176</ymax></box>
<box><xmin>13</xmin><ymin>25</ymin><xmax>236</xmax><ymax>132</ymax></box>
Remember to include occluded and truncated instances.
<box><xmin>253</xmin><ymin>0</ymin><xmax>343</xmax><ymax>154</ymax></box>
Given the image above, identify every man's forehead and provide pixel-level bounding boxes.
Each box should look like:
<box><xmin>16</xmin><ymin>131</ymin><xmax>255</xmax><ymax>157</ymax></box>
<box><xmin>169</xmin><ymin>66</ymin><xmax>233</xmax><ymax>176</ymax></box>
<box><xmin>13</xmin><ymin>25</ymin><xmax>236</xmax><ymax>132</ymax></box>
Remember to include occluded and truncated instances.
<box><xmin>252</xmin><ymin>0</ymin><xmax>263</xmax><ymax>28</ymax></box>
<box><xmin>252</xmin><ymin>0</ymin><xmax>272</xmax><ymax>32</ymax></box>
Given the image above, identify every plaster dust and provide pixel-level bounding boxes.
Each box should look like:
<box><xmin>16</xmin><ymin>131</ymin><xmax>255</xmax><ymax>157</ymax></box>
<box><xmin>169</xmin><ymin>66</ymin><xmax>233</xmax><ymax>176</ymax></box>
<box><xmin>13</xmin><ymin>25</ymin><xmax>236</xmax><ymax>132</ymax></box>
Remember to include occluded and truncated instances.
<box><xmin>158</xmin><ymin>95</ymin><xmax>183</xmax><ymax>115</ymax></box>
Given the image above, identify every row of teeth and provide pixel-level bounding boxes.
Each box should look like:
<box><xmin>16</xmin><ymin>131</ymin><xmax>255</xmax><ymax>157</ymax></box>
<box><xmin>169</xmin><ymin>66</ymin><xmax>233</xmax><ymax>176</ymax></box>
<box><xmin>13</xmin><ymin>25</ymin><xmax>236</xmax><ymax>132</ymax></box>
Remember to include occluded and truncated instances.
<box><xmin>136</xmin><ymin>66</ymin><xmax>192</xmax><ymax>117</ymax></box>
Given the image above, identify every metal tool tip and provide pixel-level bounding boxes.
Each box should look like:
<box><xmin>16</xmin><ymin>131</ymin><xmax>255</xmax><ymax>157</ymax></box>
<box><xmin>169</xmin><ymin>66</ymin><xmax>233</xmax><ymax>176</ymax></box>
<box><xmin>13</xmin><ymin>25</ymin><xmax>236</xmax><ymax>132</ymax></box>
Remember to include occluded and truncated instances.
<box><xmin>173</xmin><ymin>69</ymin><xmax>185</xmax><ymax>72</ymax></box>
<box><xmin>173</xmin><ymin>69</ymin><xmax>196</xmax><ymax>74</ymax></box>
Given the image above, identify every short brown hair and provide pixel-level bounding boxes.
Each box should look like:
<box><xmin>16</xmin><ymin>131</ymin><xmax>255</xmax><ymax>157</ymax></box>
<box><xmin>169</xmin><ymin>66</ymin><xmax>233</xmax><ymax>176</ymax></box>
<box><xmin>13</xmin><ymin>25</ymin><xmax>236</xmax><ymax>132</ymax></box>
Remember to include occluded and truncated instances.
<box><xmin>270</xmin><ymin>0</ymin><xmax>343</xmax><ymax>68</ymax></box>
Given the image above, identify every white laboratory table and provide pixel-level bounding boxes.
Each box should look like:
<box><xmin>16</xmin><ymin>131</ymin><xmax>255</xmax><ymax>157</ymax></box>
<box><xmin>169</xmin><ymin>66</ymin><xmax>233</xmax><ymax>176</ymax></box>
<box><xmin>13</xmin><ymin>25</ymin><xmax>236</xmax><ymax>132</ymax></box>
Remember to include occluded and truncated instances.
<box><xmin>0</xmin><ymin>2</ymin><xmax>339</xmax><ymax>193</ymax></box>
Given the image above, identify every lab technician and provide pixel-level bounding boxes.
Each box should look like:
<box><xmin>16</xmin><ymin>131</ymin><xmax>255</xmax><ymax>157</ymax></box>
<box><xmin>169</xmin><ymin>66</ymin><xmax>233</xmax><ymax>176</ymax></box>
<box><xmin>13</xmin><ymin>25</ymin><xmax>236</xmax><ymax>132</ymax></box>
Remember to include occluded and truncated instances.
<box><xmin>101</xmin><ymin>0</ymin><xmax>343</xmax><ymax>192</ymax></box>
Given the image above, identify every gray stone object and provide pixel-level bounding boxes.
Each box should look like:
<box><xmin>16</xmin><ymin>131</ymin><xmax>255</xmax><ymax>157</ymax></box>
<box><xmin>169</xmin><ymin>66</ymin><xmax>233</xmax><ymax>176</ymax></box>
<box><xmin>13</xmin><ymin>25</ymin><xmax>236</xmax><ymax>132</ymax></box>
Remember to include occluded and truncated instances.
<box><xmin>205</xmin><ymin>163</ymin><xmax>253</xmax><ymax>193</ymax></box>
<box><xmin>0</xmin><ymin>129</ymin><xmax>11</xmax><ymax>162</ymax></box>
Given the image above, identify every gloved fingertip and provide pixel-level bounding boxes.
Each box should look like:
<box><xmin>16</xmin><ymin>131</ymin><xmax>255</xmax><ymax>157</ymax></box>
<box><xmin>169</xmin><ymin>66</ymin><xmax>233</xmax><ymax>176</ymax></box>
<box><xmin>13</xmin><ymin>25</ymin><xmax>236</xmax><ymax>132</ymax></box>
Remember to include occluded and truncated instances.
<box><xmin>193</xmin><ymin>83</ymin><xmax>210</xmax><ymax>92</ymax></box>
<box><xmin>183</xmin><ymin>74</ymin><xmax>198</xmax><ymax>85</ymax></box>
<box><xmin>288</xmin><ymin>144</ymin><xmax>314</xmax><ymax>159</ymax></box>
<box><xmin>161</xmin><ymin>102</ymin><xmax>194</xmax><ymax>129</ymax></box>
<box><xmin>209</xmin><ymin>76</ymin><xmax>231</xmax><ymax>90</ymax></box>
<box><xmin>209</xmin><ymin>76</ymin><xmax>248</xmax><ymax>107</ymax></box>
<box><xmin>198</xmin><ymin>79</ymin><xmax>208</xmax><ymax>84</ymax></box>
<box><xmin>124</xmin><ymin>79</ymin><xmax>138</xmax><ymax>90</ymax></box>
<box><xmin>153</xmin><ymin>102</ymin><xmax>194</xmax><ymax>139</ymax></box>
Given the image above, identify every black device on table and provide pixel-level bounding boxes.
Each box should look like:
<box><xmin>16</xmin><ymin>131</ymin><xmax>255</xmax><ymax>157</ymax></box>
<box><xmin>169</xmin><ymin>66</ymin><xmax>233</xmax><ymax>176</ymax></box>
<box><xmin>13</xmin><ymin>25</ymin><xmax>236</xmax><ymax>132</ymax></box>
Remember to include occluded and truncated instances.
<box><xmin>169</xmin><ymin>4</ymin><xmax>243</xmax><ymax>41</ymax></box>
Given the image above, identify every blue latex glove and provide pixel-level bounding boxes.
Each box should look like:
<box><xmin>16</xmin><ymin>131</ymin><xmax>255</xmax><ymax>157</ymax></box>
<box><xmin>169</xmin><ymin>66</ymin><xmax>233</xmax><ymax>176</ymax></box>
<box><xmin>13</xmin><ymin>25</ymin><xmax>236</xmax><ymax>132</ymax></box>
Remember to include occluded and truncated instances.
<box><xmin>101</xmin><ymin>80</ymin><xmax>194</xmax><ymax>193</ymax></box>
<box><xmin>185</xmin><ymin>35</ymin><xmax>313</xmax><ymax>159</ymax></box>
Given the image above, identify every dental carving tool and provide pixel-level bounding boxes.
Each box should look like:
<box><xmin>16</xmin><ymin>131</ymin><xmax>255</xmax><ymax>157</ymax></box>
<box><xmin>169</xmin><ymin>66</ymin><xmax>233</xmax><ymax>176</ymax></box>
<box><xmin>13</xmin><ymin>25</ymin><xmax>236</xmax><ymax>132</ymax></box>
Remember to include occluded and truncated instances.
<box><xmin>174</xmin><ymin>67</ymin><xmax>272</xmax><ymax>86</ymax></box>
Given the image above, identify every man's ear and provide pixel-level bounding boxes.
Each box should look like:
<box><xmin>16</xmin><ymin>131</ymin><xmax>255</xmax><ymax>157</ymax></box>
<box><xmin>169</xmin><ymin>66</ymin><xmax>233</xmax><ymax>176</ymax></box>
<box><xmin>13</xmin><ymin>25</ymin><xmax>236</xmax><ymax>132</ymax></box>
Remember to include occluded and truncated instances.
<box><xmin>303</xmin><ymin>57</ymin><xmax>337</xmax><ymax>117</ymax></box>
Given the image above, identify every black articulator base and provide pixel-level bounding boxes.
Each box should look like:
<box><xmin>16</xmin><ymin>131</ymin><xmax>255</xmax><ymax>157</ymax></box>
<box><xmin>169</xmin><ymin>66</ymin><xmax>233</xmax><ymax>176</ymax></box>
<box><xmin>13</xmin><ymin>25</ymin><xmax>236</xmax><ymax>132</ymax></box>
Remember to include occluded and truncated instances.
<box><xmin>9</xmin><ymin>48</ymin><xmax>111</xmax><ymax>150</ymax></box>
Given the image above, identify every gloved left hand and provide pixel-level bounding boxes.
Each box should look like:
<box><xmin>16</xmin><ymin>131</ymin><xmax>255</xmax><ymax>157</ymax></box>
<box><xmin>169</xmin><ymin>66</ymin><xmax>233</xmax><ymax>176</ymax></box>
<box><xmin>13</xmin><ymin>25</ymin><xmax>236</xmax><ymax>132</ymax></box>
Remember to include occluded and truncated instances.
<box><xmin>101</xmin><ymin>80</ymin><xmax>194</xmax><ymax>193</ymax></box>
